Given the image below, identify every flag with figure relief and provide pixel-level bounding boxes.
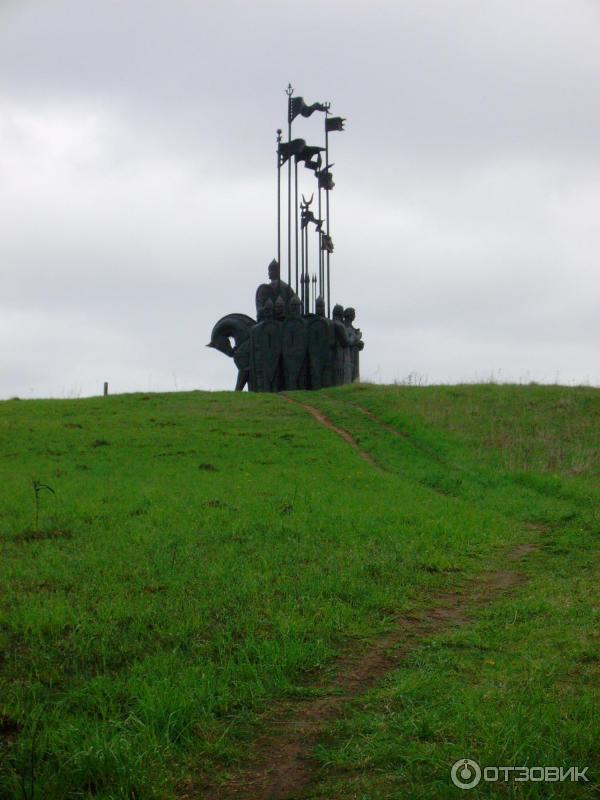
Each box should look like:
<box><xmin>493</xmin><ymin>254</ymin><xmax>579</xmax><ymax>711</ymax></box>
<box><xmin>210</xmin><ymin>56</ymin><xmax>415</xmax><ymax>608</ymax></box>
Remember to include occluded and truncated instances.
<box><xmin>316</xmin><ymin>167</ymin><xmax>335</xmax><ymax>191</ymax></box>
<box><xmin>320</xmin><ymin>234</ymin><xmax>334</xmax><ymax>253</ymax></box>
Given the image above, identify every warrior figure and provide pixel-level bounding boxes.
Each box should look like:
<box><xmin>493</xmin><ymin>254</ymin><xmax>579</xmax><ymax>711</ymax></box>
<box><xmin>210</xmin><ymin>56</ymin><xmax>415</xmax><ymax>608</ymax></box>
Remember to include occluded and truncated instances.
<box><xmin>255</xmin><ymin>259</ymin><xmax>295</xmax><ymax>318</ymax></box>
<box><xmin>331</xmin><ymin>304</ymin><xmax>350</xmax><ymax>385</ymax></box>
<box><xmin>344</xmin><ymin>307</ymin><xmax>364</xmax><ymax>383</ymax></box>
<box><xmin>250</xmin><ymin>299</ymin><xmax>282</xmax><ymax>392</ymax></box>
<box><xmin>307</xmin><ymin>297</ymin><xmax>333</xmax><ymax>389</ymax></box>
<box><xmin>282</xmin><ymin>295</ymin><xmax>308</xmax><ymax>390</ymax></box>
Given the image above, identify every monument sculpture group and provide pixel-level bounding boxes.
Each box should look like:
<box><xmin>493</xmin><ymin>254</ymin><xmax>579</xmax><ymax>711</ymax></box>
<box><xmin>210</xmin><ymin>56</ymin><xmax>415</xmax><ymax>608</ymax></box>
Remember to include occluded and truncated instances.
<box><xmin>208</xmin><ymin>86</ymin><xmax>365</xmax><ymax>391</ymax></box>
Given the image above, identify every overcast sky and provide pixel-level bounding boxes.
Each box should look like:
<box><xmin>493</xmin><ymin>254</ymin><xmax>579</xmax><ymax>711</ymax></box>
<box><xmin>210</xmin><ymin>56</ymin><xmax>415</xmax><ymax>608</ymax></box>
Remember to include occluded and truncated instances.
<box><xmin>1</xmin><ymin>0</ymin><xmax>599</xmax><ymax>398</ymax></box>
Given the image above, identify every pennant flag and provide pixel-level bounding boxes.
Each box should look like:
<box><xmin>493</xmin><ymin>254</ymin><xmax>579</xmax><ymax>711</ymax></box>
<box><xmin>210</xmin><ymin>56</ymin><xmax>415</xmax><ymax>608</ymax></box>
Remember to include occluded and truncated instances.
<box><xmin>316</xmin><ymin>167</ymin><xmax>335</xmax><ymax>191</ymax></box>
<box><xmin>289</xmin><ymin>96</ymin><xmax>328</xmax><ymax>123</ymax></box>
<box><xmin>326</xmin><ymin>116</ymin><xmax>346</xmax><ymax>132</ymax></box>
<box><xmin>278</xmin><ymin>138</ymin><xmax>306</xmax><ymax>166</ymax></box>
<box><xmin>320</xmin><ymin>234</ymin><xmax>334</xmax><ymax>253</ymax></box>
<box><xmin>296</xmin><ymin>144</ymin><xmax>325</xmax><ymax>172</ymax></box>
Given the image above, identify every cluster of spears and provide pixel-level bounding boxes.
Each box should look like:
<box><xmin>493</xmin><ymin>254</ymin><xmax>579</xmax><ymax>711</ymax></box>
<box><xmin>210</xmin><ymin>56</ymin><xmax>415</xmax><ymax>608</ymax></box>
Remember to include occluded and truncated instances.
<box><xmin>277</xmin><ymin>84</ymin><xmax>345</xmax><ymax>318</ymax></box>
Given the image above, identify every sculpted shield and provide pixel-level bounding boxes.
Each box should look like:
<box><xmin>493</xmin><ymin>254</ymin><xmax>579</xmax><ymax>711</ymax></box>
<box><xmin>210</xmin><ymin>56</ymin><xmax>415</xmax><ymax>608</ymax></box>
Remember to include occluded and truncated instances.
<box><xmin>255</xmin><ymin>319</ymin><xmax>282</xmax><ymax>392</ymax></box>
<box><xmin>282</xmin><ymin>317</ymin><xmax>308</xmax><ymax>389</ymax></box>
<box><xmin>307</xmin><ymin>316</ymin><xmax>333</xmax><ymax>389</ymax></box>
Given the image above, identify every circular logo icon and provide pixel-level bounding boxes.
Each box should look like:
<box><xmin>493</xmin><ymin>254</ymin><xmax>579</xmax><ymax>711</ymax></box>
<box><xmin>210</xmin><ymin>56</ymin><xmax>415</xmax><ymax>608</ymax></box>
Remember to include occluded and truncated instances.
<box><xmin>451</xmin><ymin>759</ymin><xmax>482</xmax><ymax>790</ymax></box>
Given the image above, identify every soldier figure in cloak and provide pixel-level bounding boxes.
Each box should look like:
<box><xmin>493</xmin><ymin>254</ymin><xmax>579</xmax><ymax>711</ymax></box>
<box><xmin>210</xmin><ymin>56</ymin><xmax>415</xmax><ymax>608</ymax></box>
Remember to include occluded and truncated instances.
<box><xmin>307</xmin><ymin>297</ymin><xmax>334</xmax><ymax>389</ymax></box>
<box><xmin>250</xmin><ymin>298</ymin><xmax>282</xmax><ymax>392</ymax></box>
<box><xmin>255</xmin><ymin>259</ymin><xmax>295</xmax><ymax>317</ymax></box>
<box><xmin>332</xmin><ymin>304</ymin><xmax>350</xmax><ymax>385</ymax></box>
<box><xmin>282</xmin><ymin>295</ymin><xmax>308</xmax><ymax>390</ymax></box>
<box><xmin>341</xmin><ymin>311</ymin><xmax>353</xmax><ymax>383</ymax></box>
<box><xmin>344</xmin><ymin>307</ymin><xmax>364</xmax><ymax>382</ymax></box>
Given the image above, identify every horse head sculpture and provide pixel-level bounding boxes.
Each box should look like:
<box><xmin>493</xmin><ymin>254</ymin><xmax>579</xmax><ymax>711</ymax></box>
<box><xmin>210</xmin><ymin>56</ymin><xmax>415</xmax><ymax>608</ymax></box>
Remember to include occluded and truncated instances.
<box><xmin>207</xmin><ymin>313</ymin><xmax>256</xmax><ymax>391</ymax></box>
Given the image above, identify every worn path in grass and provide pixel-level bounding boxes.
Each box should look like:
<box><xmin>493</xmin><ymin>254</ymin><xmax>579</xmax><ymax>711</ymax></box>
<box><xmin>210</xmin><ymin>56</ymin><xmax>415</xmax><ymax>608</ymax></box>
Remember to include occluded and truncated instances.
<box><xmin>193</xmin><ymin>545</ymin><xmax>537</xmax><ymax>800</ymax></box>
<box><xmin>281</xmin><ymin>395</ymin><xmax>379</xmax><ymax>468</ymax></box>
<box><xmin>190</xmin><ymin>397</ymin><xmax>540</xmax><ymax>800</ymax></box>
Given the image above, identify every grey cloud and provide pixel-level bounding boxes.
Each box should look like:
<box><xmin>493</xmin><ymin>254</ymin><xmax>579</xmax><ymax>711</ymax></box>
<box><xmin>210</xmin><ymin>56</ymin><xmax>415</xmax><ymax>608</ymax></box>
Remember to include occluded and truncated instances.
<box><xmin>0</xmin><ymin>0</ymin><xmax>598</xmax><ymax>397</ymax></box>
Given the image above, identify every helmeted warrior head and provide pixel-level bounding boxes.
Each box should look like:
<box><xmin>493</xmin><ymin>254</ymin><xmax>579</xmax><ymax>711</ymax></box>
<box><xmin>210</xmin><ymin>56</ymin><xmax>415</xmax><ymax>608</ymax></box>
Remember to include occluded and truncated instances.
<box><xmin>268</xmin><ymin>259</ymin><xmax>280</xmax><ymax>281</ymax></box>
<box><xmin>316</xmin><ymin>296</ymin><xmax>326</xmax><ymax>317</ymax></box>
<box><xmin>263</xmin><ymin>297</ymin><xmax>274</xmax><ymax>319</ymax></box>
<box><xmin>290</xmin><ymin>294</ymin><xmax>302</xmax><ymax>318</ymax></box>
<box><xmin>332</xmin><ymin>303</ymin><xmax>344</xmax><ymax>321</ymax></box>
<box><xmin>275</xmin><ymin>295</ymin><xmax>285</xmax><ymax>319</ymax></box>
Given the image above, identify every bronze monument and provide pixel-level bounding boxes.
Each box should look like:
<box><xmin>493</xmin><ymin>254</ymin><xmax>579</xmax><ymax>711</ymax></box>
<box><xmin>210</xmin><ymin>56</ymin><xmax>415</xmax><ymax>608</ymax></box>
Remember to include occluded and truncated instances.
<box><xmin>208</xmin><ymin>86</ymin><xmax>365</xmax><ymax>391</ymax></box>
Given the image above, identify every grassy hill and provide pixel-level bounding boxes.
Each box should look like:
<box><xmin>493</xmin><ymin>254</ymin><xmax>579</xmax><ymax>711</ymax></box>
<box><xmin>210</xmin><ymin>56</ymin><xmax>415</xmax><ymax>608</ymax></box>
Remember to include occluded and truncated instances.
<box><xmin>0</xmin><ymin>384</ymin><xmax>598</xmax><ymax>799</ymax></box>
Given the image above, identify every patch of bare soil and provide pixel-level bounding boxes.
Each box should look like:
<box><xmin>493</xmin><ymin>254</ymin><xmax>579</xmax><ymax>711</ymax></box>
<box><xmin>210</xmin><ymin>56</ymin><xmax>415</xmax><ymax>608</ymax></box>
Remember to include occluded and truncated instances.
<box><xmin>0</xmin><ymin>715</ymin><xmax>20</xmax><ymax>742</ymax></box>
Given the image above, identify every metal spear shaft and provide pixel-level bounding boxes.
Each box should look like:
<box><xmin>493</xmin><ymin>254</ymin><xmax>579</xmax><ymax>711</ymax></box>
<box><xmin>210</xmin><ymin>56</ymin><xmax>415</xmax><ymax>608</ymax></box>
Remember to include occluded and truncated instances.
<box><xmin>300</xmin><ymin>202</ymin><xmax>305</xmax><ymax>303</ymax></box>
<box><xmin>304</xmin><ymin>223</ymin><xmax>309</xmax><ymax>314</ymax></box>
<box><xmin>325</xmin><ymin>113</ymin><xmax>331</xmax><ymax>317</ymax></box>
<box><xmin>276</xmin><ymin>129</ymin><xmax>282</xmax><ymax>268</ymax></box>
<box><xmin>294</xmin><ymin>158</ymin><xmax>299</xmax><ymax>295</ymax></box>
<box><xmin>286</xmin><ymin>84</ymin><xmax>293</xmax><ymax>287</ymax></box>
<box><xmin>318</xmin><ymin>185</ymin><xmax>323</xmax><ymax>299</ymax></box>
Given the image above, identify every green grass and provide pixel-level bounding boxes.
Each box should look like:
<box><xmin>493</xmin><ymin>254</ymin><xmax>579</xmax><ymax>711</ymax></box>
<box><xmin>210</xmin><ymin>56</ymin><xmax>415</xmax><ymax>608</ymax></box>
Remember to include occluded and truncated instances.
<box><xmin>310</xmin><ymin>522</ymin><xmax>599</xmax><ymax>799</ymax></box>
<box><xmin>0</xmin><ymin>384</ymin><xmax>598</xmax><ymax>798</ymax></box>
